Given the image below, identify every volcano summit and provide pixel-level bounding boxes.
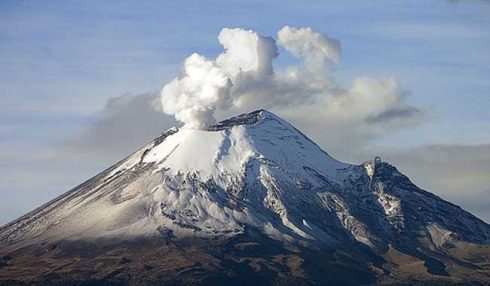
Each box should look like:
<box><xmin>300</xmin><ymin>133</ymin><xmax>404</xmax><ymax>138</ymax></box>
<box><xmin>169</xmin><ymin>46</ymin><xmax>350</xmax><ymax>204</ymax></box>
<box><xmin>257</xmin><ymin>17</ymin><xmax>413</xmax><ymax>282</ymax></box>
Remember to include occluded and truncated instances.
<box><xmin>0</xmin><ymin>110</ymin><xmax>489</xmax><ymax>285</ymax></box>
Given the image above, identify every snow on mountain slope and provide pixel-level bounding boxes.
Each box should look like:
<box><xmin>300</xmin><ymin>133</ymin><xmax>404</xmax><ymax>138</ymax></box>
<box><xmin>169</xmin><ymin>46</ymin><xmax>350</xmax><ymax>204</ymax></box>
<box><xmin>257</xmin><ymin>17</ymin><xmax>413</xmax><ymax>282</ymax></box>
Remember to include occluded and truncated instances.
<box><xmin>142</xmin><ymin>110</ymin><xmax>349</xmax><ymax>186</ymax></box>
<box><xmin>0</xmin><ymin>110</ymin><xmax>489</xmax><ymax>258</ymax></box>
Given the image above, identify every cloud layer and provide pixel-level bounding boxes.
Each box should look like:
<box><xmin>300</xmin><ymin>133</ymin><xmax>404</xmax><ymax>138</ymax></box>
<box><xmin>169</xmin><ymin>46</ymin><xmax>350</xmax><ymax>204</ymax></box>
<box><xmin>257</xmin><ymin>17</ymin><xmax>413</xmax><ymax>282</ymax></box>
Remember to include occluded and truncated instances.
<box><xmin>63</xmin><ymin>93</ymin><xmax>176</xmax><ymax>160</ymax></box>
<box><xmin>380</xmin><ymin>144</ymin><xmax>490</xmax><ymax>222</ymax></box>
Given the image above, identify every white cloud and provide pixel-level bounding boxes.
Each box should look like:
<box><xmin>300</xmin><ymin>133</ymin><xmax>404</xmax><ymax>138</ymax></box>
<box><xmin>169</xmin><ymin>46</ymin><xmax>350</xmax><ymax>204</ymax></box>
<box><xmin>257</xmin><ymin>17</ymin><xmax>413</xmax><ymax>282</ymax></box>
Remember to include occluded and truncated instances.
<box><xmin>216</xmin><ymin>28</ymin><xmax>277</xmax><ymax>77</ymax></box>
<box><xmin>157</xmin><ymin>25</ymin><xmax>421</xmax><ymax>136</ymax></box>
<box><xmin>379</xmin><ymin>144</ymin><xmax>490</xmax><ymax>222</ymax></box>
<box><xmin>325</xmin><ymin>77</ymin><xmax>401</xmax><ymax>119</ymax></box>
<box><xmin>158</xmin><ymin>28</ymin><xmax>278</xmax><ymax>129</ymax></box>
<box><xmin>160</xmin><ymin>54</ymin><xmax>232</xmax><ymax>129</ymax></box>
<box><xmin>277</xmin><ymin>25</ymin><xmax>341</xmax><ymax>65</ymax></box>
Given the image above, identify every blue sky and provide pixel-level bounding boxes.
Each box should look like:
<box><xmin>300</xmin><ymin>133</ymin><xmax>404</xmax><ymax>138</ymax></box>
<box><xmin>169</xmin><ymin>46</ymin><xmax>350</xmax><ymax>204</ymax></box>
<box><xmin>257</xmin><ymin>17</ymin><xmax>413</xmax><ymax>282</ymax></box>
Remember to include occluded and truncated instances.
<box><xmin>1</xmin><ymin>0</ymin><xmax>490</xmax><ymax>224</ymax></box>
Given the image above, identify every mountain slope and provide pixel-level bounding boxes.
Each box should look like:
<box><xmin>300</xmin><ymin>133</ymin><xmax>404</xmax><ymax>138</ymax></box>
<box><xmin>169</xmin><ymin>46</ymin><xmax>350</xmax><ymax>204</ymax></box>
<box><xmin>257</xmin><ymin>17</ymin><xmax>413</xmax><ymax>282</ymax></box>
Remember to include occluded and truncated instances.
<box><xmin>1</xmin><ymin>109</ymin><xmax>489</xmax><ymax>285</ymax></box>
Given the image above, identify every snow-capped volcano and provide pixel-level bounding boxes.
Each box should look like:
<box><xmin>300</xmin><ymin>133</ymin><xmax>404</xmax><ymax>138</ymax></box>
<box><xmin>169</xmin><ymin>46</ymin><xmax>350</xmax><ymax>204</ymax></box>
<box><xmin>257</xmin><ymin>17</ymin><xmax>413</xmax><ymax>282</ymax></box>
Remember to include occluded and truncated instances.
<box><xmin>0</xmin><ymin>110</ymin><xmax>352</xmax><ymax>243</ymax></box>
<box><xmin>1</xmin><ymin>110</ymin><xmax>489</xmax><ymax>285</ymax></box>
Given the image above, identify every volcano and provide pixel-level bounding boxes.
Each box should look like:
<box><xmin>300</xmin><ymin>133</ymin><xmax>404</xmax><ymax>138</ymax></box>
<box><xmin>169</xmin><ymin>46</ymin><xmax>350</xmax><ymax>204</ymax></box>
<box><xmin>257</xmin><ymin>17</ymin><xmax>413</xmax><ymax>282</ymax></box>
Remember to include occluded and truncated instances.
<box><xmin>0</xmin><ymin>110</ymin><xmax>489</xmax><ymax>285</ymax></box>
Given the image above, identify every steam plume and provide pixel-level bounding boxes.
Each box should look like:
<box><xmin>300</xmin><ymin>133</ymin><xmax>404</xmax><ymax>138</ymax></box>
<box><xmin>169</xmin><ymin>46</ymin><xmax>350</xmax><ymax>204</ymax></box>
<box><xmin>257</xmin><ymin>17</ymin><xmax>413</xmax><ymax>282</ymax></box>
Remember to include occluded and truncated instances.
<box><xmin>158</xmin><ymin>26</ymin><xmax>419</xmax><ymax>131</ymax></box>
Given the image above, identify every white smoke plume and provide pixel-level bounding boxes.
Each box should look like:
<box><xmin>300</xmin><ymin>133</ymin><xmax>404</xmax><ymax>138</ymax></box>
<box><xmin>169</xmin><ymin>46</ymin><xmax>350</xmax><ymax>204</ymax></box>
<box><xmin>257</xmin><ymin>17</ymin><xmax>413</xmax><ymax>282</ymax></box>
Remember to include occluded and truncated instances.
<box><xmin>158</xmin><ymin>25</ymin><xmax>421</xmax><ymax>131</ymax></box>
<box><xmin>160</xmin><ymin>54</ymin><xmax>232</xmax><ymax>130</ymax></box>
<box><xmin>216</xmin><ymin>28</ymin><xmax>277</xmax><ymax>78</ymax></box>
<box><xmin>159</xmin><ymin>28</ymin><xmax>276</xmax><ymax>129</ymax></box>
<box><xmin>277</xmin><ymin>25</ymin><xmax>341</xmax><ymax>65</ymax></box>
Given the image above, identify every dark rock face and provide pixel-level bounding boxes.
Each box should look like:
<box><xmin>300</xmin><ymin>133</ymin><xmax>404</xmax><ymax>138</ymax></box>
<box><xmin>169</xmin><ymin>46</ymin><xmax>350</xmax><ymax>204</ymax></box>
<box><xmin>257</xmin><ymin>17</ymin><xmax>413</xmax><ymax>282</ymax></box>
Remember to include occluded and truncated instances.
<box><xmin>0</xmin><ymin>110</ymin><xmax>489</xmax><ymax>285</ymax></box>
<box><xmin>207</xmin><ymin>109</ymin><xmax>264</xmax><ymax>131</ymax></box>
<box><xmin>0</xmin><ymin>231</ymin><xmax>378</xmax><ymax>286</ymax></box>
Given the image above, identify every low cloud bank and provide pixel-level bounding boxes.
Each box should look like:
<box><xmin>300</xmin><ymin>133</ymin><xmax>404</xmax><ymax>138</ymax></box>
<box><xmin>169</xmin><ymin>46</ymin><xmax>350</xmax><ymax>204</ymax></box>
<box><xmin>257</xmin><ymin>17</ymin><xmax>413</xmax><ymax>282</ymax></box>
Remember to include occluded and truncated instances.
<box><xmin>380</xmin><ymin>144</ymin><xmax>490</xmax><ymax>222</ymax></box>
